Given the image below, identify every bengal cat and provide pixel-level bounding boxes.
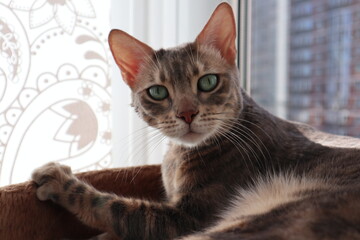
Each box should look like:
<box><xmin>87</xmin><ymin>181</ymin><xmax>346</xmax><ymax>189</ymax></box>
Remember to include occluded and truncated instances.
<box><xmin>32</xmin><ymin>3</ymin><xmax>360</xmax><ymax>239</ymax></box>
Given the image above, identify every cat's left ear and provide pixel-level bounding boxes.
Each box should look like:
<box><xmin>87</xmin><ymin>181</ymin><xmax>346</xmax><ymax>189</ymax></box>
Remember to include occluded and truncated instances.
<box><xmin>195</xmin><ymin>3</ymin><xmax>236</xmax><ymax>65</ymax></box>
<box><xmin>108</xmin><ymin>29</ymin><xmax>154</xmax><ymax>88</ymax></box>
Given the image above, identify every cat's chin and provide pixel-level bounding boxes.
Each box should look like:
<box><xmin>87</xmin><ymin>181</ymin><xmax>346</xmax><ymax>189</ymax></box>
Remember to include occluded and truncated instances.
<box><xmin>172</xmin><ymin>131</ymin><xmax>209</xmax><ymax>148</ymax></box>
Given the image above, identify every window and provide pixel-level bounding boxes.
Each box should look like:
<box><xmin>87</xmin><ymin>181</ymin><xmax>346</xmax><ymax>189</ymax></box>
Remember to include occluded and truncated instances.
<box><xmin>251</xmin><ymin>0</ymin><xmax>360</xmax><ymax>138</ymax></box>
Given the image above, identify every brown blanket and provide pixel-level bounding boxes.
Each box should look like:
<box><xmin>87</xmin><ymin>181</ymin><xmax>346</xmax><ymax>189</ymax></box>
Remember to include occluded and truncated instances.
<box><xmin>0</xmin><ymin>165</ymin><xmax>163</xmax><ymax>240</ymax></box>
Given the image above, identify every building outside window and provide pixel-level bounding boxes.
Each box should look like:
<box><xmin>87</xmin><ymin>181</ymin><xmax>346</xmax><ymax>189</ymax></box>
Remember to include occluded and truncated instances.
<box><xmin>251</xmin><ymin>0</ymin><xmax>360</xmax><ymax>137</ymax></box>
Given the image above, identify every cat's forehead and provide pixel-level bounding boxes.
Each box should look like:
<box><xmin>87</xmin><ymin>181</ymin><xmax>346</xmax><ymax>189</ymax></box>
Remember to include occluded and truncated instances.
<box><xmin>146</xmin><ymin>43</ymin><xmax>224</xmax><ymax>88</ymax></box>
<box><xmin>155</xmin><ymin>43</ymin><xmax>195</xmax><ymax>59</ymax></box>
<box><xmin>154</xmin><ymin>44</ymin><xmax>200</xmax><ymax>71</ymax></box>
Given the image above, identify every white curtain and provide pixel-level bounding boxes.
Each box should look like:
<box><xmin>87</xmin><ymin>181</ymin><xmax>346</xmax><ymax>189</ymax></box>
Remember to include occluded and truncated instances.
<box><xmin>0</xmin><ymin>0</ymin><xmax>237</xmax><ymax>186</ymax></box>
<box><xmin>0</xmin><ymin>0</ymin><xmax>112</xmax><ymax>186</ymax></box>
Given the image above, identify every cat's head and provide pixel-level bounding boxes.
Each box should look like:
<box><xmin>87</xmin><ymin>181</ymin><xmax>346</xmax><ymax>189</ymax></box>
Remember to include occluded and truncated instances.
<box><xmin>109</xmin><ymin>3</ymin><xmax>242</xmax><ymax>147</ymax></box>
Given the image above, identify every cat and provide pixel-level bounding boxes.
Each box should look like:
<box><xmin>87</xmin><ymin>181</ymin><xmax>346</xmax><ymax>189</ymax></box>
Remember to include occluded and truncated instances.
<box><xmin>32</xmin><ymin>3</ymin><xmax>360</xmax><ymax>240</ymax></box>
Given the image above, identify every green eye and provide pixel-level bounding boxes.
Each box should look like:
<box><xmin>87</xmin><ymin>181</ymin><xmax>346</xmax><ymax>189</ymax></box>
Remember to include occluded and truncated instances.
<box><xmin>198</xmin><ymin>74</ymin><xmax>218</xmax><ymax>92</ymax></box>
<box><xmin>148</xmin><ymin>85</ymin><xmax>169</xmax><ymax>100</ymax></box>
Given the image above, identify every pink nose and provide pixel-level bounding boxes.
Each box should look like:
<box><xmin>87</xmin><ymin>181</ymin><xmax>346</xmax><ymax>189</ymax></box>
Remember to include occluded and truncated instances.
<box><xmin>176</xmin><ymin>110</ymin><xmax>199</xmax><ymax>124</ymax></box>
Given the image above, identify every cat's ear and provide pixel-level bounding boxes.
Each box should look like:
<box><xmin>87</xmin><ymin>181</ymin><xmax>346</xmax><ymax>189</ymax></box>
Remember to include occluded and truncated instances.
<box><xmin>108</xmin><ymin>29</ymin><xmax>154</xmax><ymax>88</ymax></box>
<box><xmin>195</xmin><ymin>3</ymin><xmax>236</xmax><ymax>65</ymax></box>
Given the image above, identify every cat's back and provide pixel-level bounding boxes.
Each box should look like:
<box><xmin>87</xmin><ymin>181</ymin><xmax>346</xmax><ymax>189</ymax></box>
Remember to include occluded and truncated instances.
<box><xmin>295</xmin><ymin>121</ymin><xmax>360</xmax><ymax>149</ymax></box>
<box><xmin>290</xmin><ymin>122</ymin><xmax>360</xmax><ymax>186</ymax></box>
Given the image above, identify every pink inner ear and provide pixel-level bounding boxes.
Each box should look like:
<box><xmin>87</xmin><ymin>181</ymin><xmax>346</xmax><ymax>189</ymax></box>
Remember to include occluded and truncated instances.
<box><xmin>115</xmin><ymin>50</ymin><xmax>143</xmax><ymax>88</ymax></box>
<box><xmin>108</xmin><ymin>29</ymin><xmax>154</xmax><ymax>88</ymax></box>
<box><xmin>195</xmin><ymin>3</ymin><xmax>237</xmax><ymax>64</ymax></box>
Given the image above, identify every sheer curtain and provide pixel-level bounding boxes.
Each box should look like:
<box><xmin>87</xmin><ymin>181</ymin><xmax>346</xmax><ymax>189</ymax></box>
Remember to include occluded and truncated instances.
<box><xmin>0</xmin><ymin>0</ymin><xmax>237</xmax><ymax>186</ymax></box>
<box><xmin>0</xmin><ymin>0</ymin><xmax>112</xmax><ymax>186</ymax></box>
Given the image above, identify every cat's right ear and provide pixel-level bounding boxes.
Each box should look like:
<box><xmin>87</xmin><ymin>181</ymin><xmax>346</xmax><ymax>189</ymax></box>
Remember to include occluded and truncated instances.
<box><xmin>195</xmin><ymin>3</ymin><xmax>236</xmax><ymax>65</ymax></box>
<box><xmin>108</xmin><ymin>30</ymin><xmax>154</xmax><ymax>88</ymax></box>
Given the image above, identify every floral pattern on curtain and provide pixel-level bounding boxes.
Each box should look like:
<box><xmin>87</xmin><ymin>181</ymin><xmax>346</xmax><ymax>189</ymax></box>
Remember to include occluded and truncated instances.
<box><xmin>0</xmin><ymin>0</ymin><xmax>112</xmax><ymax>186</ymax></box>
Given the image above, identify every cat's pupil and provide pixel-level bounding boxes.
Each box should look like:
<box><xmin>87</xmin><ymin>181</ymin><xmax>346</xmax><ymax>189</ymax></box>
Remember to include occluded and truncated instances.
<box><xmin>198</xmin><ymin>74</ymin><xmax>218</xmax><ymax>92</ymax></box>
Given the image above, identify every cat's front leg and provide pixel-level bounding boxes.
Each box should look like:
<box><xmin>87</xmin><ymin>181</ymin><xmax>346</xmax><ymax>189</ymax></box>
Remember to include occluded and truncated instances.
<box><xmin>32</xmin><ymin>162</ymin><xmax>74</xmax><ymax>202</ymax></box>
<box><xmin>32</xmin><ymin>162</ymin><xmax>116</xmax><ymax>232</ymax></box>
<box><xmin>32</xmin><ymin>162</ymin><xmax>200</xmax><ymax>240</ymax></box>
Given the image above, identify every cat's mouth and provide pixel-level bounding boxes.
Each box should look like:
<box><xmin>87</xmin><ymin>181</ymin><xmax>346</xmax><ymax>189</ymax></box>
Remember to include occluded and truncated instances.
<box><xmin>177</xmin><ymin>127</ymin><xmax>207</xmax><ymax>146</ymax></box>
<box><xmin>180</xmin><ymin>131</ymin><xmax>204</xmax><ymax>143</ymax></box>
<box><xmin>171</xmin><ymin>123</ymin><xmax>216</xmax><ymax>147</ymax></box>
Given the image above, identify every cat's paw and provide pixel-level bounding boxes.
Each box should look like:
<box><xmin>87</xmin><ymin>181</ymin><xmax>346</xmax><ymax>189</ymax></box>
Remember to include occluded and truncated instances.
<box><xmin>32</xmin><ymin>162</ymin><xmax>75</xmax><ymax>202</ymax></box>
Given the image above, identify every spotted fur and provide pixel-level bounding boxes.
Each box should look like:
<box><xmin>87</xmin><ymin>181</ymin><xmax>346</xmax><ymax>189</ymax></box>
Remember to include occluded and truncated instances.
<box><xmin>32</xmin><ymin>3</ymin><xmax>360</xmax><ymax>240</ymax></box>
